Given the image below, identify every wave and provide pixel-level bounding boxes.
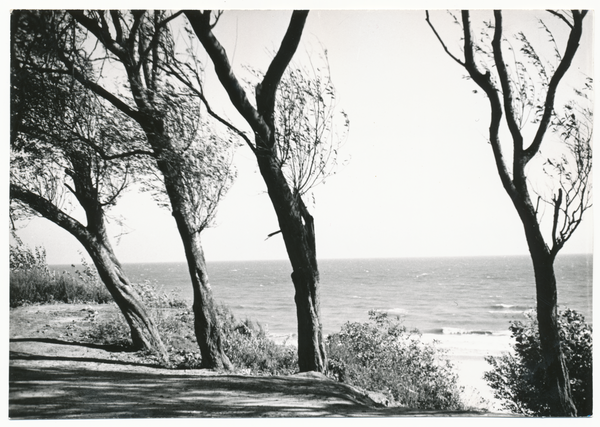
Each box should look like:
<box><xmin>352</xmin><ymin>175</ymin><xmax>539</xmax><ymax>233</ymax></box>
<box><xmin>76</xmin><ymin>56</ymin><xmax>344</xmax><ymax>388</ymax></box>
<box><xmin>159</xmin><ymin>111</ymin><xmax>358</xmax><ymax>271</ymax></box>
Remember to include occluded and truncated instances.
<box><xmin>429</xmin><ymin>327</ymin><xmax>495</xmax><ymax>336</ymax></box>
<box><xmin>382</xmin><ymin>308</ymin><xmax>408</xmax><ymax>316</ymax></box>
<box><xmin>488</xmin><ymin>310</ymin><xmax>526</xmax><ymax>315</ymax></box>
<box><xmin>490</xmin><ymin>303</ymin><xmax>531</xmax><ymax>310</ymax></box>
<box><xmin>493</xmin><ymin>303</ymin><xmax>515</xmax><ymax>309</ymax></box>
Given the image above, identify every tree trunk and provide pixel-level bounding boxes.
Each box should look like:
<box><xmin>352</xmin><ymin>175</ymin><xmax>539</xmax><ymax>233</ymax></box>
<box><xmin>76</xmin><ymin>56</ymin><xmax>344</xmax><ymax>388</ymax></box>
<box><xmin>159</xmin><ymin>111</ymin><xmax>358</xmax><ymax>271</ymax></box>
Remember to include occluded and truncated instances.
<box><xmin>513</xmin><ymin>189</ymin><xmax>577</xmax><ymax>416</ymax></box>
<box><xmin>85</xmin><ymin>239</ymin><xmax>169</xmax><ymax>362</ymax></box>
<box><xmin>292</xmin><ymin>267</ymin><xmax>326</xmax><ymax>372</ymax></box>
<box><xmin>178</xmin><ymin>226</ymin><xmax>232</xmax><ymax>370</ymax></box>
<box><xmin>256</xmin><ymin>154</ymin><xmax>326</xmax><ymax>372</ymax></box>
<box><xmin>184</xmin><ymin>9</ymin><xmax>323</xmax><ymax>372</ymax></box>
<box><xmin>10</xmin><ymin>184</ymin><xmax>168</xmax><ymax>362</ymax></box>
<box><xmin>155</xmin><ymin>157</ymin><xmax>232</xmax><ymax>370</ymax></box>
<box><xmin>529</xmin><ymin>249</ymin><xmax>578</xmax><ymax>416</ymax></box>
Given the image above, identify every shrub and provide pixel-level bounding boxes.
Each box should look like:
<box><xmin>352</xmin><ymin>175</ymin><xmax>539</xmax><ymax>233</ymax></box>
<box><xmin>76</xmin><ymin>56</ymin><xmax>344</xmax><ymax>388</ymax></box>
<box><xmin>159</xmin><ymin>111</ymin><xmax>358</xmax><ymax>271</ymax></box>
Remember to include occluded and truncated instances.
<box><xmin>217</xmin><ymin>304</ymin><xmax>298</xmax><ymax>375</ymax></box>
<box><xmin>83</xmin><ymin>294</ymin><xmax>298</xmax><ymax>374</ymax></box>
<box><xmin>83</xmin><ymin>310</ymin><xmax>132</xmax><ymax>348</ymax></box>
<box><xmin>484</xmin><ymin>308</ymin><xmax>592</xmax><ymax>416</ymax></box>
<box><xmin>326</xmin><ymin>310</ymin><xmax>464</xmax><ymax>410</ymax></box>
<box><xmin>9</xmin><ymin>242</ymin><xmax>49</xmax><ymax>273</ymax></box>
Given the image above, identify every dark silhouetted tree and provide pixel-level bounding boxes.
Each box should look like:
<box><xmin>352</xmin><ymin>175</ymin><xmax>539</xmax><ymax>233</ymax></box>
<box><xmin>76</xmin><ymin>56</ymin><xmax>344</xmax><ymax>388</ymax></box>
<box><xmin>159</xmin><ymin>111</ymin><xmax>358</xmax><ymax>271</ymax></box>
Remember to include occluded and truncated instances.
<box><xmin>426</xmin><ymin>10</ymin><xmax>591</xmax><ymax>416</ymax></box>
<box><xmin>185</xmin><ymin>10</ymin><xmax>347</xmax><ymax>372</ymax></box>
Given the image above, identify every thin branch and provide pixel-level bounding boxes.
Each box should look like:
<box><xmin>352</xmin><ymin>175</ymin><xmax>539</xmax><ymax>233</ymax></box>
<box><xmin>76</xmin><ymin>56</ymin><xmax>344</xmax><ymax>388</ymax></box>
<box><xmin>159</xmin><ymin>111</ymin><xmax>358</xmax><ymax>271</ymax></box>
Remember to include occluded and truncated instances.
<box><xmin>523</xmin><ymin>10</ymin><xmax>586</xmax><ymax>164</ymax></box>
<box><xmin>161</xmin><ymin>61</ymin><xmax>256</xmax><ymax>152</ymax></box>
<box><xmin>551</xmin><ymin>188</ymin><xmax>563</xmax><ymax>249</ymax></box>
<box><xmin>546</xmin><ymin>10</ymin><xmax>573</xmax><ymax>28</ymax></box>
<box><xmin>492</xmin><ymin>11</ymin><xmax>525</xmax><ymax>168</ymax></box>
<box><xmin>257</xmin><ymin>11</ymin><xmax>309</xmax><ymax>121</ymax></box>
<box><xmin>425</xmin><ymin>11</ymin><xmax>465</xmax><ymax>67</ymax></box>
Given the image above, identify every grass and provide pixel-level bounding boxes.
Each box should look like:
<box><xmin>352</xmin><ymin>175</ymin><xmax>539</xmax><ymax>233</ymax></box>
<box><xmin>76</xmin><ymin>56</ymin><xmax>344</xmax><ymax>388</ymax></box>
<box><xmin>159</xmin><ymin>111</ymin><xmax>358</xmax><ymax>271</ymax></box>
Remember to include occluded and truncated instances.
<box><xmin>10</xmin><ymin>268</ymin><xmax>113</xmax><ymax>307</ymax></box>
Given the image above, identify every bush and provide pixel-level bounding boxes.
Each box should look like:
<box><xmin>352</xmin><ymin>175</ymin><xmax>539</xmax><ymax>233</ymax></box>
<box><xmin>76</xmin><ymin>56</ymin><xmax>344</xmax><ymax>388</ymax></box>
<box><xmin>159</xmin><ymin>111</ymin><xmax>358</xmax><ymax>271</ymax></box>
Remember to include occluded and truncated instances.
<box><xmin>484</xmin><ymin>308</ymin><xmax>592</xmax><ymax>416</ymax></box>
<box><xmin>157</xmin><ymin>303</ymin><xmax>299</xmax><ymax>374</ymax></box>
<box><xmin>10</xmin><ymin>242</ymin><xmax>113</xmax><ymax>306</ymax></box>
<box><xmin>326</xmin><ymin>310</ymin><xmax>464</xmax><ymax>410</ymax></box>
<box><xmin>217</xmin><ymin>304</ymin><xmax>298</xmax><ymax>375</ymax></box>
<box><xmin>82</xmin><ymin>294</ymin><xmax>299</xmax><ymax>374</ymax></box>
<box><xmin>83</xmin><ymin>310</ymin><xmax>132</xmax><ymax>348</ymax></box>
<box><xmin>9</xmin><ymin>242</ymin><xmax>49</xmax><ymax>273</ymax></box>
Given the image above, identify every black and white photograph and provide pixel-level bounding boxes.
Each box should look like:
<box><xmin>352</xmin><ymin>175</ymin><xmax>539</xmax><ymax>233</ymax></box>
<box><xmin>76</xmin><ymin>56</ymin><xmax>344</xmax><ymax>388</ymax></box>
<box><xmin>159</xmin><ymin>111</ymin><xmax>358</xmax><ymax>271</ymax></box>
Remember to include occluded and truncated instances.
<box><xmin>7</xmin><ymin>1</ymin><xmax>595</xmax><ymax>420</ymax></box>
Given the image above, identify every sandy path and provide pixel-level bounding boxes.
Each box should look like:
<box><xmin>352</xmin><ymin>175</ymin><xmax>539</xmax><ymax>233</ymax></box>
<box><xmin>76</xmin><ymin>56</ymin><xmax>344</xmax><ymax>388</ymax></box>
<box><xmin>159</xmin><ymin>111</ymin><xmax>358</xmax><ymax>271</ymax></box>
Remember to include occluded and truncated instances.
<box><xmin>9</xmin><ymin>304</ymin><xmax>505</xmax><ymax>418</ymax></box>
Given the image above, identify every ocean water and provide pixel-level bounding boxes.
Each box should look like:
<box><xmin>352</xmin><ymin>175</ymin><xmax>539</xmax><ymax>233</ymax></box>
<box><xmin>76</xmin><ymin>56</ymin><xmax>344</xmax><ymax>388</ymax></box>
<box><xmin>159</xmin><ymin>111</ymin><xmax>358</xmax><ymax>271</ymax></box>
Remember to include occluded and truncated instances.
<box><xmin>109</xmin><ymin>254</ymin><xmax>592</xmax><ymax>340</ymax></box>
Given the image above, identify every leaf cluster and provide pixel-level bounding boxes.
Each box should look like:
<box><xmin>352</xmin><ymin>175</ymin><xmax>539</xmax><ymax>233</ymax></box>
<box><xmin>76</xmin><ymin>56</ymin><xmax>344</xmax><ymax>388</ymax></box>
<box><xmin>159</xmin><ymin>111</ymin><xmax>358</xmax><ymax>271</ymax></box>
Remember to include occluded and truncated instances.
<box><xmin>216</xmin><ymin>304</ymin><xmax>299</xmax><ymax>375</ymax></box>
<box><xmin>273</xmin><ymin>57</ymin><xmax>349</xmax><ymax>196</ymax></box>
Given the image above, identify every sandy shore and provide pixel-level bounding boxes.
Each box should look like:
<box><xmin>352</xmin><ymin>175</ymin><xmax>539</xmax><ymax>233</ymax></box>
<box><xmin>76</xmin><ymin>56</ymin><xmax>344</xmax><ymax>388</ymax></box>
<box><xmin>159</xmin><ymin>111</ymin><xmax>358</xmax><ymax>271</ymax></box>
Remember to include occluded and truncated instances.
<box><xmin>9</xmin><ymin>304</ymin><xmax>512</xmax><ymax>419</ymax></box>
<box><xmin>423</xmin><ymin>333</ymin><xmax>512</xmax><ymax>412</ymax></box>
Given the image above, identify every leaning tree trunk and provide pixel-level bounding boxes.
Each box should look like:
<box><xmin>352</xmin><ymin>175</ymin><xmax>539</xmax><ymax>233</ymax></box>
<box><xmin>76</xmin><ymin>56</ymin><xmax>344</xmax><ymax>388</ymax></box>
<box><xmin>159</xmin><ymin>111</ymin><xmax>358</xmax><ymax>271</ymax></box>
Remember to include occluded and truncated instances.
<box><xmin>85</xmin><ymin>238</ymin><xmax>169</xmax><ymax>362</ymax></box>
<box><xmin>257</xmin><ymin>154</ymin><xmax>326</xmax><ymax>373</ymax></box>
<box><xmin>530</xmin><ymin>248</ymin><xmax>578</xmax><ymax>416</ymax></box>
<box><xmin>10</xmin><ymin>184</ymin><xmax>168</xmax><ymax>362</ymax></box>
<box><xmin>177</xmin><ymin>224</ymin><xmax>232</xmax><ymax>370</ymax></box>
<box><xmin>156</xmin><ymin>157</ymin><xmax>232</xmax><ymax>370</ymax></box>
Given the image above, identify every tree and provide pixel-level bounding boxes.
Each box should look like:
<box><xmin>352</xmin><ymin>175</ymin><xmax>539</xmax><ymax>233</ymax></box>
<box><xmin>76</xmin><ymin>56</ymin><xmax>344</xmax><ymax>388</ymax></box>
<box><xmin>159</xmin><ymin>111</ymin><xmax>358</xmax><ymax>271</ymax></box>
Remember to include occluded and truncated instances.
<box><xmin>62</xmin><ymin>9</ymin><xmax>239</xmax><ymax>369</ymax></box>
<box><xmin>14</xmin><ymin>10</ymin><xmax>237</xmax><ymax>369</ymax></box>
<box><xmin>426</xmin><ymin>10</ymin><xmax>591</xmax><ymax>416</ymax></box>
<box><xmin>10</xmin><ymin>10</ymin><xmax>168</xmax><ymax>360</ymax></box>
<box><xmin>185</xmin><ymin>10</ymin><xmax>346</xmax><ymax>372</ymax></box>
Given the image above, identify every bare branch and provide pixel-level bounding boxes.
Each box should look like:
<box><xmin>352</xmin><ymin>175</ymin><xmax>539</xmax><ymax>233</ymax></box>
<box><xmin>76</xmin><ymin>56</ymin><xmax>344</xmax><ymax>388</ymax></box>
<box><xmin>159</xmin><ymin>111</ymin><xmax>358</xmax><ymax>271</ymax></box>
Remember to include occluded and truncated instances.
<box><xmin>524</xmin><ymin>10</ymin><xmax>586</xmax><ymax>164</ymax></box>
<box><xmin>425</xmin><ymin>11</ymin><xmax>465</xmax><ymax>67</ymax></box>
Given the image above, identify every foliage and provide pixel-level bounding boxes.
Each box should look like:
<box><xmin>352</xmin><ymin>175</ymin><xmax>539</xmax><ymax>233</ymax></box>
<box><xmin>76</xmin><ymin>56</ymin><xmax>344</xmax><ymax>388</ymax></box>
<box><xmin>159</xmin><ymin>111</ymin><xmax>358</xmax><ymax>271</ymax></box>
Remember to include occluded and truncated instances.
<box><xmin>326</xmin><ymin>310</ymin><xmax>464</xmax><ymax>410</ymax></box>
<box><xmin>9</xmin><ymin>240</ymin><xmax>49</xmax><ymax>273</ymax></box>
<box><xmin>82</xmin><ymin>310</ymin><xmax>132</xmax><ymax>348</ymax></box>
<box><xmin>484</xmin><ymin>309</ymin><xmax>592</xmax><ymax>416</ymax></box>
<box><xmin>273</xmin><ymin>55</ymin><xmax>349</xmax><ymax>196</ymax></box>
<box><xmin>217</xmin><ymin>304</ymin><xmax>298</xmax><ymax>375</ymax></box>
<box><xmin>133</xmin><ymin>279</ymin><xmax>188</xmax><ymax>309</ymax></box>
<box><xmin>10</xmin><ymin>265</ymin><xmax>112</xmax><ymax>308</ymax></box>
<box><xmin>81</xmin><ymin>287</ymin><xmax>298</xmax><ymax>374</ymax></box>
<box><xmin>10</xmin><ymin>241</ymin><xmax>111</xmax><ymax>307</ymax></box>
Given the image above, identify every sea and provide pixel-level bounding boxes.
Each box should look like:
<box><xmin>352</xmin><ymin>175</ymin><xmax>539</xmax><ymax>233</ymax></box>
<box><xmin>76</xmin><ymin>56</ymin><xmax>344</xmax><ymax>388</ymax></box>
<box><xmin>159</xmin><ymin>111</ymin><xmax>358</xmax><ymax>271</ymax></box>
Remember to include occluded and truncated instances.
<box><xmin>110</xmin><ymin>254</ymin><xmax>593</xmax><ymax>339</ymax></box>
<box><xmin>54</xmin><ymin>254</ymin><xmax>593</xmax><ymax>408</ymax></box>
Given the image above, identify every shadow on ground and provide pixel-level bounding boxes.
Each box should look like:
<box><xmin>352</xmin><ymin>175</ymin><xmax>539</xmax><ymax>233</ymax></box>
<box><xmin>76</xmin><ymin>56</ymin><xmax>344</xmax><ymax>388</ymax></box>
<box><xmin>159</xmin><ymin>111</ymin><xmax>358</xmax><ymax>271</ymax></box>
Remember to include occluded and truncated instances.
<box><xmin>9</xmin><ymin>355</ymin><xmax>493</xmax><ymax>418</ymax></box>
<box><xmin>11</xmin><ymin>363</ymin><xmax>390</xmax><ymax>418</ymax></box>
<box><xmin>9</xmin><ymin>304</ymin><xmax>503</xmax><ymax>419</ymax></box>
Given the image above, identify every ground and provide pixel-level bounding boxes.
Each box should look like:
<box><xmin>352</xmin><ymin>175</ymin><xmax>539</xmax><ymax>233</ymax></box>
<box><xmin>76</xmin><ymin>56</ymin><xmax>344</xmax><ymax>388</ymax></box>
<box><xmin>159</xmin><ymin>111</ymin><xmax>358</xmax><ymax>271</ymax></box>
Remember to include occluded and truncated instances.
<box><xmin>9</xmin><ymin>303</ymin><xmax>507</xmax><ymax>419</ymax></box>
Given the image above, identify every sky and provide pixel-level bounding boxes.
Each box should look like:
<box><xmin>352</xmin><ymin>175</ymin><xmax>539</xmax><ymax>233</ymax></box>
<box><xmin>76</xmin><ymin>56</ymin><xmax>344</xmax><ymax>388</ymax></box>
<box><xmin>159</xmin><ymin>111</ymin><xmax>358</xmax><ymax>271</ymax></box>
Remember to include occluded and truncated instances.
<box><xmin>7</xmin><ymin>4</ymin><xmax>596</xmax><ymax>265</ymax></box>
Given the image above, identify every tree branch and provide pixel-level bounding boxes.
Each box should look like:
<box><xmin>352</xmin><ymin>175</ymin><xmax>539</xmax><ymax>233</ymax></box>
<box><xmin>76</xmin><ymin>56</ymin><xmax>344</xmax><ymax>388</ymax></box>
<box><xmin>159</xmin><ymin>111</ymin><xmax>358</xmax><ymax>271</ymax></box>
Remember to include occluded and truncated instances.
<box><xmin>551</xmin><ymin>188</ymin><xmax>563</xmax><ymax>251</ymax></box>
<box><xmin>257</xmin><ymin>11</ymin><xmax>309</xmax><ymax>122</ymax></box>
<box><xmin>184</xmin><ymin>10</ymin><xmax>271</xmax><ymax>142</ymax></box>
<box><xmin>425</xmin><ymin>11</ymin><xmax>465</xmax><ymax>67</ymax></box>
<box><xmin>523</xmin><ymin>10</ymin><xmax>586</xmax><ymax>164</ymax></box>
<box><xmin>10</xmin><ymin>183</ymin><xmax>91</xmax><ymax>245</ymax></box>
<box><xmin>459</xmin><ymin>11</ymin><xmax>515</xmax><ymax>197</ymax></box>
<box><xmin>492</xmin><ymin>11</ymin><xmax>525</xmax><ymax>172</ymax></box>
<box><xmin>161</xmin><ymin>61</ymin><xmax>256</xmax><ymax>152</ymax></box>
<box><xmin>53</xmin><ymin>45</ymin><xmax>143</xmax><ymax>122</ymax></box>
